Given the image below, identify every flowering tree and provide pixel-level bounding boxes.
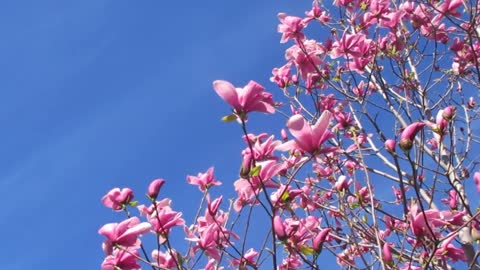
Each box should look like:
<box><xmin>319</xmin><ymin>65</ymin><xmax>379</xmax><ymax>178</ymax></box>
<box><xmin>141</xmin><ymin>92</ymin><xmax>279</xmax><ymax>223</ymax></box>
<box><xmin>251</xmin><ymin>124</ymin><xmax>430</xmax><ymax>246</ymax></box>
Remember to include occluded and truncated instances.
<box><xmin>98</xmin><ymin>0</ymin><xmax>480</xmax><ymax>269</ymax></box>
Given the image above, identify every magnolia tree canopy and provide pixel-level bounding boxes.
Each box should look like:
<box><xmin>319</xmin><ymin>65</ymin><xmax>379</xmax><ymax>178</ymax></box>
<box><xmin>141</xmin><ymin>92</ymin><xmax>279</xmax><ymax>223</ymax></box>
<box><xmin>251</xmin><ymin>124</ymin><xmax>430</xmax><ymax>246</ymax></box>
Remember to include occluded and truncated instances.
<box><xmin>98</xmin><ymin>0</ymin><xmax>480</xmax><ymax>269</ymax></box>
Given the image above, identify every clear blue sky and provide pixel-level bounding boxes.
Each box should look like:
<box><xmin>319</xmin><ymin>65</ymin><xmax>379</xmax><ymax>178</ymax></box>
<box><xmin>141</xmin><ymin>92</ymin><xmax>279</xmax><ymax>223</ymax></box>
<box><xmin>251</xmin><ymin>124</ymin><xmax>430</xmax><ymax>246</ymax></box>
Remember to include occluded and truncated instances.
<box><xmin>0</xmin><ymin>1</ymin><xmax>309</xmax><ymax>269</ymax></box>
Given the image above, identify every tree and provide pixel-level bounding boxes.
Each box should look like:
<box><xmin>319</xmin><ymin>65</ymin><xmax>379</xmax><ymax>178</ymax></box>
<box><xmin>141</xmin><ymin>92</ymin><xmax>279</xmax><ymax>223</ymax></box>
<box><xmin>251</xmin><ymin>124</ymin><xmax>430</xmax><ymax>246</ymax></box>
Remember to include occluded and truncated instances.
<box><xmin>98</xmin><ymin>0</ymin><xmax>480</xmax><ymax>269</ymax></box>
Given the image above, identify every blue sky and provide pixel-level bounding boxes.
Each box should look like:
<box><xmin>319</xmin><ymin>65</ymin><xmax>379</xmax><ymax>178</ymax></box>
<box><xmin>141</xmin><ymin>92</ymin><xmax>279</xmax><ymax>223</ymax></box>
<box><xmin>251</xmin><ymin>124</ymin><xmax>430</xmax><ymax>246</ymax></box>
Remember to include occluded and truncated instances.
<box><xmin>0</xmin><ymin>1</ymin><xmax>309</xmax><ymax>269</ymax></box>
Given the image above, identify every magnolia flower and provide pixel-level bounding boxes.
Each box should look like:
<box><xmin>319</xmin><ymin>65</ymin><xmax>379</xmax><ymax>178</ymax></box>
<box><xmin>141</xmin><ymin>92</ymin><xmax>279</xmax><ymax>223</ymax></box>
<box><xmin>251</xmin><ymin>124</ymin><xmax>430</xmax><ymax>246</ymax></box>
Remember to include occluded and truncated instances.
<box><xmin>101</xmin><ymin>249</ymin><xmax>140</xmax><ymax>270</ymax></box>
<box><xmin>277</xmin><ymin>111</ymin><xmax>332</xmax><ymax>153</ymax></box>
<box><xmin>213</xmin><ymin>80</ymin><xmax>275</xmax><ymax>116</ymax></box>
<box><xmin>101</xmin><ymin>188</ymin><xmax>134</xmax><ymax>211</ymax></box>
<box><xmin>187</xmin><ymin>167</ymin><xmax>221</xmax><ymax>192</ymax></box>
<box><xmin>98</xmin><ymin>217</ymin><xmax>151</xmax><ymax>254</ymax></box>
<box><xmin>277</xmin><ymin>13</ymin><xmax>305</xmax><ymax>43</ymax></box>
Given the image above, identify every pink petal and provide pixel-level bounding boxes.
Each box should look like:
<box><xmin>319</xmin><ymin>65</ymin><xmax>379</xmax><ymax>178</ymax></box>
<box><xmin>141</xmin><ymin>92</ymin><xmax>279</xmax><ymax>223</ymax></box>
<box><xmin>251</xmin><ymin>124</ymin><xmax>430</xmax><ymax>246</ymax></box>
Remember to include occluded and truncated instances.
<box><xmin>287</xmin><ymin>114</ymin><xmax>313</xmax><ymax>152</ymax></box>
<box><xmin>213</xmin><ymin>80</ymin><xmax>240</xmax><ymax>109</ymax></box>
<box><xmin>311</xmin><ymin>111</ymin><xmax>331</xmax><ymax>146</ymax></box>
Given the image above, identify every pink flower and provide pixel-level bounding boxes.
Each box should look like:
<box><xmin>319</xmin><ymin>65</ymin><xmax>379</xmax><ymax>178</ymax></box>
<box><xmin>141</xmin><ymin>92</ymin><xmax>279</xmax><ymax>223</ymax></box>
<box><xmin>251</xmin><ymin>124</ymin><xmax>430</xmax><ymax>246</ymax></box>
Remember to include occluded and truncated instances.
<box><xmin>101</xmin><ymin>188</ymin><xmax>134</xmax><ymax>211</ymax></box>
<box><xmin>231</xmin><ymin>248</ymin><xmax>258</xmax><ymax>267</ymax></box>
<box><xmin>187</xmin><ymin>167</ymin><xmax>222</xmax><ymax>192</ymax></box>
<box><xmin>439</xmin><ymin>0</ymin><xmax>464</xmax><ymax>17</ymax></box>
<box><xmin>335</xmin><ymin>175</ymin><xmax>350</xmax><ymax>191</ymax></box>
<box><xmin>304</xmin><ymin>1</ymin><xmax>330</xmax><ymax>24</ymax></box>
<box><xmin>441</xmin><ymin>189</ymin><xmax>458</xmax><ymax>209</ymax></box>
<box><xmin>277</xmin><ymin>13</ymin><xmax>305</xmax><ymax>43</ymax></box>
<box><xmin>149</xmin><ymin>205</ymin><xmax>185</xmax><ymax>238</ymax></box>
<box><xmin>277</xmin><ymin>111</ymin><xmax>332</xmax><ymax>153</ymax></box>
<box><xmin>409</xmin><ymin>206</ymin><xmax>464</xmax><ymax>237</ymax></box>
<box><xmin>151</xmin><ymin>249</ymin><xmax>178</xmax><ymax>269</ymax></box>
<box><xmin>434</xmin><ymin>234</ymin><xmax>466</xmax><ymax>262</ymax></box>
<box><xmin>101</xmin><ymin>249</ymin><xmax>140</xmax><ymax>270</ymax></box>
<box><xmin>147</xmin><ymin>178</ymin><xmax>165</xmax><ymax>200</ymax></box>
<box><xmin>270</xmin><ymin>63</ymin><xmax>293</xmax><ymax>88</ymax></box>
<box><xmin>399</xmin><ymin>122</ymin><xmax>426</xmax><ymax>151</ymax></box>
<box><xmin>213</xmin><ymin>80</ymin><xmax>275</xmax><ymax>116</ymax></box>
<box><xmin>98</xmin><ymin>217</ymin><xmax>151</xmax><ymax>254</ymax></box>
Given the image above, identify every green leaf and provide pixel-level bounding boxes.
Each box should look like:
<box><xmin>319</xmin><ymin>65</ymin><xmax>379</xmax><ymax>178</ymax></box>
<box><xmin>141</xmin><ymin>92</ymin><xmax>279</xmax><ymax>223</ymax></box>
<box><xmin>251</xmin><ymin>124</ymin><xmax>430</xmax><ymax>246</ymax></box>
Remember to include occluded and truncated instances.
<box><xmin>281</xmin><ymin>191</ymin><xmax>290</xmax><ymax>201</ymax></box>
<box><xmin>221</xmin><ymin>114</ymin><xmax>238</xmax><ymax>122</ymax></box>
<box><xmin>300</xmin><ymin>246</ymin><xmax>314</xmax><ymax>255</ymax></box>
<box><xmin>129</xmin><ymin>201</ymin><xmax>138</xmax><ymax>207</ymax></box>
<box><xmin>250</xmin><ymin>165</ymin><xmax>262</xmax><ymax>177</ymax></box>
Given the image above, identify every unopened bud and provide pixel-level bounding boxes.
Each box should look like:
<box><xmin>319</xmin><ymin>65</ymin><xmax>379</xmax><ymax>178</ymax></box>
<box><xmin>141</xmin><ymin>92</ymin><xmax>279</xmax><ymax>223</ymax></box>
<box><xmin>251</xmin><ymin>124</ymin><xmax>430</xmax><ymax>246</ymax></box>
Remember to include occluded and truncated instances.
<box><xmin>399</xmin><ymin>122</ymin><xmax>426</xmax><ymax>151</ymax></box>
<box><xmin>468</xmin><ymin>97</ymin><xmax>476</xmax><ymax>109</ymax></box>
<box><xmin>442</xmin><ymin>106</ymin><xmax>456</xmax><ymax>121</ymax></box>
<box><xmin>147</xmin><ymin>179</ymin><xmax>165</xmax><ymax>200</ymax></box>
<box><xmin>384</xmin><ymin>139</ymin><xmax>396</xmax><ymax>152</ymax></box>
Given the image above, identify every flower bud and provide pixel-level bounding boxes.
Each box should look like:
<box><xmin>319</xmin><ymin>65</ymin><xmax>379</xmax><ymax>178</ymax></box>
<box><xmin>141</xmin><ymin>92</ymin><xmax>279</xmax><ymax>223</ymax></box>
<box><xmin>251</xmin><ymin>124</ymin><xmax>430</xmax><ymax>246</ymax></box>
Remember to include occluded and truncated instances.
<box><xmin>384</xmin><ymin>139</ymin><xmax>396</xmax><ymax>152</ymax></box>
<box><xmin>281</xmin><ymin>128</ymin><xmax>288</xmax><ymax>141</ymax></box>
<box><xmin>442</xmin><ymin>106</ymin><xmax>456</xmax><ymax>121</ymax></box>
<box><xmin>468</xmin><ymin>97</ymin><xmax>476</xmax><ymax>109</ymax></box>
<box><xmin>335</xmin><ymin>175</ymin><xmax>349</xmax><ymax>191</ymax></box>
<box><xmin>399</xmin><ymin>122</ymin><xmax>425</xmax><ymax>151</ymax></box>
<box><xmin>148</xmin><ymin>179</ymin><xmax>165</xmax><ymax>200</ymax></box>
<box><xmin>382</xmin><ymin>243</ymin><xmax>393</xmax><ymax>262</ymax></box>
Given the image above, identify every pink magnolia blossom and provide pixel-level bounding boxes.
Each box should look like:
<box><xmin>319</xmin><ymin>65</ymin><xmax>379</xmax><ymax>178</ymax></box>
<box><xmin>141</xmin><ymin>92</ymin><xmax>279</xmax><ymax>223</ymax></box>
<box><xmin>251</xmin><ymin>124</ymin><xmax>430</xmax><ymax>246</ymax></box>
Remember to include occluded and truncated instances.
<box><xmin>335</xmin><ymin>175</ymin><xmax>350</xmax><ymax>191</ymax></box>
<box><xmin>285</xmin><ymin>40</ymin><xmax>325</xmax><ymax>83</ymax></box>
<box><xmin>438</xmin><ymin>0</ymin><xmax>464</xmax><ymax>17</ymax></box>
<box><xmin>277</xmin><ymin>111</ymin><xmax>332</xmax><ymax>153</ymax></box>
<box><xmin>147</xmin><ymin>178</ymin><xmax>165</xmax><ymax>200</ymax></box>
<box><xmin>98</xmin><ymin>217</ymin><xmax>151</xmax><ymax>254</ymax></box>
<box><xmin>271</xmin><ymin>63</ymin><xmax>293</xmax><ymax>88</ymax></box>
<box><xmin>409</xmin><ymin>205</ymin><xmax>464</xmax><ymax>237</ymax></box>
<box><xmin>187</xmin><ymin>167</ymin><xmax>221</xmax><ymax>192</ymax></box>
<box><xmin>234</xmin><ymin>160</ymin><xmax>282</xmax><ymax>211</ymax></box>
<box><xmin>151</xmin><ymin>249</ymin><xmax>178</xmax><ymax>269</ymax></box>
<box><xmin>101</xmin><ymin>187</ymin><xmax>134</xmax><ymax>211</ymax></box>
<box><xmin>149</xmin><ymin>204</ymin><xmax>185</xmax><ymax>238</ymax></box>
<box><xmin>279</xmin><ymin>255</ymin><xmax>302</xmax><ymax>270</ymax></box>
<box><xmin>202</xmin><ymin>259</ymin><xmax>224</xmax><ymax>270</ymax></box>
<box><xmin>231</xmin><ymin>248</ymin><xmax>258</xmax><ymax>268</ymax></box>
<box><xmin>441</xmin><ymin>189</ymin><xmax>458</xmax><ymax>209</ymax></box>
<box><xmin>101</xmin><ymin>249</ymin><xmax>140</xmax><ymax>270</ymax></box>
<box><xmin>277</xmin><ymin>13</ymin><xmax>305</xmax><ymax>43</ymax></box>
<box><xmin>213</xmin><ymin>80</ymin><xmax>275</xmax><ymax>116</ymax></box>
<box><xmin>304</xmin><ymin>1</ymin><xmax>330</xmax><ymax>24</ymax></box>
<box><xmin>434</xmin><ymin>234</ymin><xmax>466</xmax><ymax>262</ymax></box>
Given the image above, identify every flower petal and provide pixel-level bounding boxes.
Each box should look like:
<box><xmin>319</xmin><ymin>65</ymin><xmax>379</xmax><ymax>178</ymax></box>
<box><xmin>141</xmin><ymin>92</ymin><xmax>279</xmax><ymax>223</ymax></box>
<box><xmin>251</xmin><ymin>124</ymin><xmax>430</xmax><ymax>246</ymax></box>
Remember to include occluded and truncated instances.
<box><xmin>213</xmin><ymin>80</ymin><xmax>240</xmax><ymax>109</ymax></box>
